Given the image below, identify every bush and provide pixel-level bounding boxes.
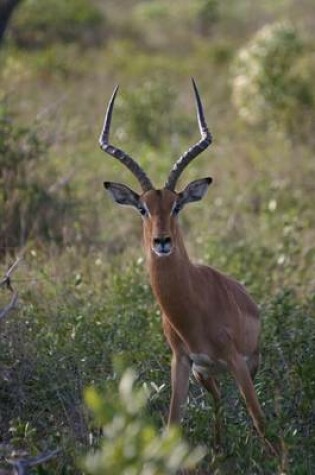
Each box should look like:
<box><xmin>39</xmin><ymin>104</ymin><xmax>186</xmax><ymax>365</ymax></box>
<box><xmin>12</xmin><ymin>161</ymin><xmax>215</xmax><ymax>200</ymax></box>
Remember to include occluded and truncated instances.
<box><xmin>193</xmin><ymin>0</ymin><xmax>220</xmax><ymax>36</ymax></box>
<box><xmin>0</xmin><ymin>104</ymin><xmax>76</xmax><ymax>255</ymax></box>
<box><xmin>231</xmin><ymin>22</ymin><xmax>314</xmax><ymax>139</ymax></box>
<box><xmin>83</xmin><ymin>369</ymin><xmax>205</xmax><ymax>475</ymax></box>
<box><xmin>115</xmin><ymin>79</ymin><xmax>177</xmax><ymax>148</ymax></box>
<box><xmin>9</xmin><ymin>0</ymin><xmax>105</xmax><ymax>48</ymax></box>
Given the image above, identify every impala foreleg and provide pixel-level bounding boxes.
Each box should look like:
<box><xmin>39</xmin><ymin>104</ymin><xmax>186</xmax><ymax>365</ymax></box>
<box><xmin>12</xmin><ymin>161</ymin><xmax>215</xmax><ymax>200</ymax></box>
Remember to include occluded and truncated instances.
<box><xmin>195</xmin><ymin>373</ymin><xmax>222</xmax><ymax>448</ymax></box>
<box><xmin>168</xmin><ymin>353</ymin><xmax>191</xmax><ymax>426</ymax></box>
<box><xmin>248</xmin><ymin>348</ymin><xmax>261</xmax><ymax>381</ymax></box>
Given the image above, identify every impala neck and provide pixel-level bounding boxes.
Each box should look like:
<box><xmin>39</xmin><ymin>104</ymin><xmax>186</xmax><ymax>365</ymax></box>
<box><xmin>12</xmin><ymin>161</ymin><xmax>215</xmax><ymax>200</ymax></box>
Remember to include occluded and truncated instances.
<box><xmin>144</xmin><ymin>224</ymin><xmax>194</xmax><ymax>305</ymax></box>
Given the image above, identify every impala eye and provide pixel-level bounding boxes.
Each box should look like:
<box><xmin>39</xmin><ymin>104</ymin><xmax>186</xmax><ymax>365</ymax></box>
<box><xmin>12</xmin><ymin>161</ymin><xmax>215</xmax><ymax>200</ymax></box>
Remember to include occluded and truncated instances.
<box><xmin>172</xmin><ymin>203</ymin><xmax>181</xmax><ymax>215</ymax></box>
<box><xmin>138</xmin><ymin>205</ymin><xmax>148</xmax><ymax>217</ymax></box>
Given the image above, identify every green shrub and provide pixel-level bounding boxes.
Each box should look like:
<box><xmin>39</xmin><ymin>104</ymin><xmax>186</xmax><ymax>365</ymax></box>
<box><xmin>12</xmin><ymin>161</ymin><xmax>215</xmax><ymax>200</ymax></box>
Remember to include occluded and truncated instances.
<box><xmin>193</xmin><ymin>0</ymin><xmax>220</xmax><ymax>35</ymax></box>
<box><xmin>115</xmin><ymin>79</ymin><xmax>177</xmax><ymax>148</ymax></box>
<box><xmin>231</xmin><ymin>21</ymin><xmax>314</xmax><ymax>139</ymax></box>
<box><xmin>9</xmin><ymin>0</ymin><xmax>105</xmax><ymax>48</ymax></box>
<box><xmin>133</xmin><ymin>1</ymin><xmax>170</xmax><ymax>23</ymax></box>
<box><xmin>0</xmin><ymin>104</ymin><xmax>76</xmax><ymax>255</ymax></box>
<box><xmin>83</xmin><ymin>369</ymin><xmax>205</xmax><ymax>475</ymax></box>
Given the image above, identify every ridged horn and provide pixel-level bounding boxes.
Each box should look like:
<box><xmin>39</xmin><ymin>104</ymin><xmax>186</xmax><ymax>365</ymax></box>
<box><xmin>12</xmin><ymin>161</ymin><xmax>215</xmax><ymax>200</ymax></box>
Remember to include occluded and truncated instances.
<box><xmin>99</xmin><ymin>85</ymin><xmax>154</xmax><ymax>192</ymax></box>
<box><xmin>165</xmin><ymin>79</ymin><xmax>212</xmax><ymax>191</ymax></box>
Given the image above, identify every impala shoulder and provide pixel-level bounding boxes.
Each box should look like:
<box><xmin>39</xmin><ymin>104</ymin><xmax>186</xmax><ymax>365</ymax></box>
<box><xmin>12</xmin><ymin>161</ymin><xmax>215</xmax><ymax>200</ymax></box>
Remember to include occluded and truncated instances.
<box><xmin>194</xmin><ymin>263</ymin><xmax>218</xmax><ymax>279</ymax></box>
<box><xmin>194</xmin><ymin>264</ymin><xmax>231</xmax><ymax>289</ymax></box>
<box><xmin>195</xmin><ymin>263</ymin><xmax>260</xmax><ymax>317</ymax></box>
<box><xmin>223</xmin><ymin>275</ymin><xmax>260</xmax><ymax>318</ymax></box>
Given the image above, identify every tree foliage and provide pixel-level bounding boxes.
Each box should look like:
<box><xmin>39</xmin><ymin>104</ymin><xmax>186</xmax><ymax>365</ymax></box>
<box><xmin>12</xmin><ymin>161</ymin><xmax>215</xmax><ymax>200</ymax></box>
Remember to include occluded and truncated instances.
<box><xmin>8</xmin><ymin>0</ymin><xmax>105</xmax><ymax>48</ymax></box>
<box><xmin>0</xmin><ymin>104</ymin><xmax>75</xmax><ymax>254</ymax></box>
<box><xmin>231</xmin><ymin>21</ymin><xmax>314</xmax><ymax>140</ymax></box>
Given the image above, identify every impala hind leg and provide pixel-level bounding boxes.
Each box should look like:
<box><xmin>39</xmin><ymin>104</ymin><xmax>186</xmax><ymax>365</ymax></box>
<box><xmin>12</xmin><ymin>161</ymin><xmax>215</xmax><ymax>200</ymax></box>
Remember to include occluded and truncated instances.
<box><xmin>248</xmin><ymin>348</ymin><xmax>261</xmax><ymax>381</ymax></box>
<box><xmin>168</xmin><ymin>353</ymin><xmax>191</xmax><ymax>426</ymax></box>
<box><xmin>229</xmin><ymin>351</ymin><xmax>278</xmax><ymax>456</ymax></box>
<box><xmin>195</xmin><ymin>373</ymin><xmax>222</xmax><ymax>448</ymax></box>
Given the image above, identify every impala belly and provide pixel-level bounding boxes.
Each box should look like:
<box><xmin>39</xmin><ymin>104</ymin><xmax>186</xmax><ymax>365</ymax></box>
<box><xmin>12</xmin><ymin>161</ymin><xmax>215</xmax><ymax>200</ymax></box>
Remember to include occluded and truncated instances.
<box><xmin>190</xmin><ymin>353</ymin><xmax>227</xmax><ymax>378</ymax></box>
<box><xmin>190</xmin><ymin>352</ymin><xmax>249</xmax><ymax>379</ymax></box>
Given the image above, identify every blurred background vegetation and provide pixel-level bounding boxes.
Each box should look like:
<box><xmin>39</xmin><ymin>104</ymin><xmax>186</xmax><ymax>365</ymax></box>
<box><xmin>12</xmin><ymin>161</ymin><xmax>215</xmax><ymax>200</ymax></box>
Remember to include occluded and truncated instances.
<box><xmin>0</xmin><ymin>0</ymin><xmax>314</xmax><ymax>473</ymax></box>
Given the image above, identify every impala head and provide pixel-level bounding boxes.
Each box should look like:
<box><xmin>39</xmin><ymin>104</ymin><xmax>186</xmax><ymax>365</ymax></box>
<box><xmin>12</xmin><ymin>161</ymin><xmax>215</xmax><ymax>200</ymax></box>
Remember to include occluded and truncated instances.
<box><xmin>100</xmin><ymin>79</ymin><xmax>213</xmax><ymax>257</ymax></box>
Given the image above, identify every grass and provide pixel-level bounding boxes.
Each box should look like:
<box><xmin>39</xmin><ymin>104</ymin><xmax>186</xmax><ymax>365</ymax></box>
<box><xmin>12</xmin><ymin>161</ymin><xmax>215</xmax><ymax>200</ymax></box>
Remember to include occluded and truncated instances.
<box><xmin>0</xmin><ymin>0</ymin><xmax>315</xmax><ymax>473</ymax></box>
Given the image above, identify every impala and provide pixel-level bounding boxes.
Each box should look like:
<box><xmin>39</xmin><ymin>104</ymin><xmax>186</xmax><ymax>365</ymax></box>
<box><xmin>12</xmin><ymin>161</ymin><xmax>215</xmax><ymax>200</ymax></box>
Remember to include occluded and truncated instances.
<box><xmin>99</xmin><ymin>80</ymin><xmax>276</xmax><ymax>454</ymax></box>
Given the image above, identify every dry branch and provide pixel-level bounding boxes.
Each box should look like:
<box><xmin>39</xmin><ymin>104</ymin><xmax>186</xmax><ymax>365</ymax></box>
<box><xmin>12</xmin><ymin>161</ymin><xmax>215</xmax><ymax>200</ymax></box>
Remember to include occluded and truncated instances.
<box><xmin>0</xmin><ymin>256</ymin><xmax>22</xmax><ymax>321</ymax></box>
<box><xmin>0</xmin><ymin>292</ymin><xmax>18</xmax><ymax>321</ymax></box>
<box><xmin>6</xmin><ymin>449</ymin><xmax>61</xmax><ymax>475</ymax></box>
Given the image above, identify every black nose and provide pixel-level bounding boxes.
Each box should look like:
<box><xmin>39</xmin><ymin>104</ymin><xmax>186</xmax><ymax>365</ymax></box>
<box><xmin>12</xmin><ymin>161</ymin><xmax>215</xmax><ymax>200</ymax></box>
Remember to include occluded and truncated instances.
<box><xmin>153</xmin><ymin>236</ymin><xmax>171</xmax><ymax>246</ymax></box>
<box><xmin>153</xmin><ymin>236</ymin><xmax>172</xmax><ymax>255</ymax></box>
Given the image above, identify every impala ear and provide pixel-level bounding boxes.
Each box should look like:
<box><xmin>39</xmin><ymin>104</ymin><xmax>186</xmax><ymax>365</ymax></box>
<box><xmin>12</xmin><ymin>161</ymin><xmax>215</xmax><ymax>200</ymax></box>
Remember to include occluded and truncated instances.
<box><xmin>104</xmin><ymin>181</ymin><xmax>140</xmax><ymax>207</ymax></box>
<box><xmin>178</xmin><ymin>177</ymin><xmax>212</xmax><ymax>207</ymax></box>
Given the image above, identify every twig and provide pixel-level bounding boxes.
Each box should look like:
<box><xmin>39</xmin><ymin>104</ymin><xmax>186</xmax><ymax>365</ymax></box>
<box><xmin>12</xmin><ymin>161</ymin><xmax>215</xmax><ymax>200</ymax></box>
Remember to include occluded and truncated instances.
<box><xmin>0</xmin><ymin>292</ymin><xmax>18</xmax><ymax>321</ymax></box>
<box><xmin>7</xmin><ymin>449</ymin><xmax>61</xmax><ymax>475</ymax></box>
<box><xmin>0</xmin><ymin>256</ymin><xmax>22</xmax><ymax>321</ymax></box>
<box><xmin>0</xmin><ymin>256</ymin><xmax>23</xmax><ymax>290</ymax></box>
<box><xmin>48</xmin><ymin>170</ymin><xmax>75</xmax><ymax>194</ymax></box>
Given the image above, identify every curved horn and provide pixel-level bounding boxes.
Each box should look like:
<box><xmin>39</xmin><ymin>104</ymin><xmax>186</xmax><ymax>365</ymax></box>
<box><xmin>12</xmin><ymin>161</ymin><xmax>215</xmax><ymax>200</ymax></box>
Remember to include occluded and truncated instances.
<box><xmin>99</xmin><ymin>85</ymin><xmax>154</xmax><ymax>192</ymax></box>
<box><xmin>165</xmin><ymin>79</ymin><xmax>212</xmax><ymax>191</ymax></box>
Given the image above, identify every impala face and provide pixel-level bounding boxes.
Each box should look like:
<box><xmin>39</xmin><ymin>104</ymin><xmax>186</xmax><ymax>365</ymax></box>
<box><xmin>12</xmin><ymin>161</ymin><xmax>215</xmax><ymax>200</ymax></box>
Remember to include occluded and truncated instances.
<box><xmin>140</xmin><ymin>189</ymin><xmax>177</xmax><ymax>257</ymax></box>
<box><xmin>104</xmin><ymin>178</ymin><xmax>212</xmax><ymax>258</ymax></box>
